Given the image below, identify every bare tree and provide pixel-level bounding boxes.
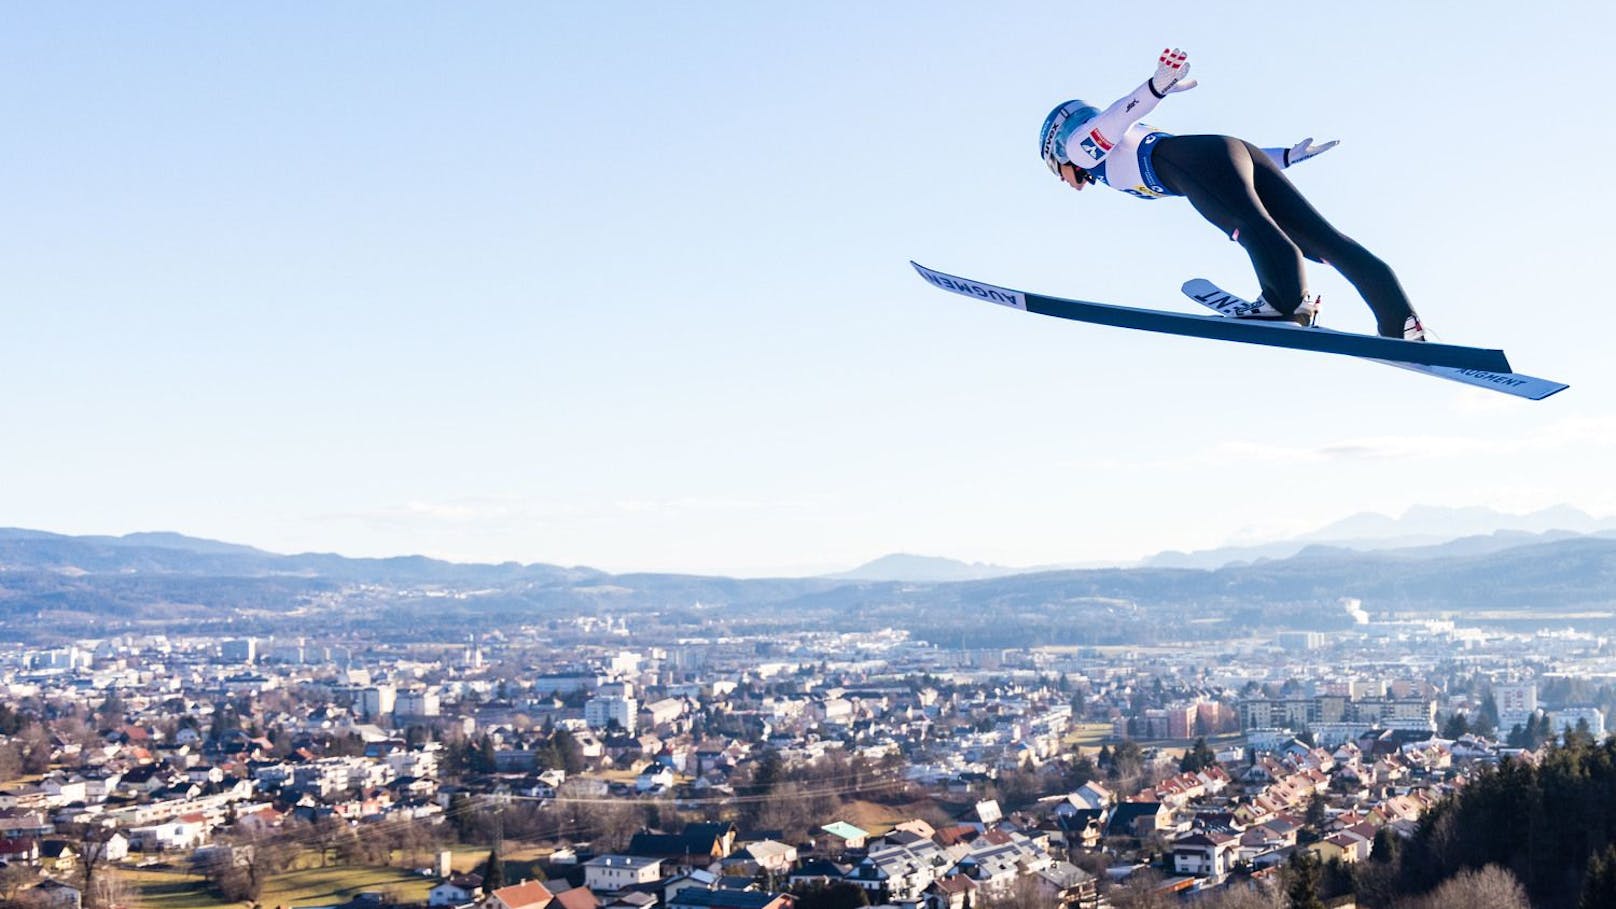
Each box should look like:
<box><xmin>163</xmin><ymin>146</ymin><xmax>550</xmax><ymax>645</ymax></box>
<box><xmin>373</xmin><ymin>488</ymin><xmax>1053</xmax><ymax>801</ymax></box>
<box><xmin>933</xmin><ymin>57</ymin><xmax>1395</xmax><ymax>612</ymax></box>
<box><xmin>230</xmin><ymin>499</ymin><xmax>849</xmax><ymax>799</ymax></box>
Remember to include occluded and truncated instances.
<box><xmin>982</xmin><ymin>873</ymin><xmax>1061</xmax><ymax>909</ymax></box>
<box><xmin>84</xmin><ymin>867</ymin><xmax>133</xmax><ymax>909</ymax></box>
<box><xmin>1193</xmin><ymin>877</ymin><xmax>1285</xmax><ymax>909</ymax></box>
<box><xmin>0</xmin><ymin>741</ymin><xmax>23</xmax><ymax>782</ymax></box>
<box><xmin>1397</xmin><ymin>865</ymin><xmax>1530</xmax><ymax>909</ymax></box>
<box><xmin>1106</xmin><ymin>869</ymin><xmax>1173</xmax><ymax>909</ymax></box>
<box><xmin>573</xmin><ymin>798</ymin><xmax>639</xmax><ymax>852</ymax></box>
<box><xmin>753</xmin><ymin>781</ymin><xmax>821</xmax><ymax>844</ymax></box>
<box><xmin>16</xmin><ymin>725</ymin><xmax>53</xmax><ymax>774</ymax></box>
<box><xmin>74</xmin><ymin>827</ymin><xmax>121</xmax><ymax>909</ymax></box>
<box><xmin>230</xmin><ymin>828</ymin><xmax>297</xmax><ymax>900</ymax></box>
<box><xmin>0</xmin><ymin>863</ymin><xmax>41</xmax><ymax>904</ymax></box>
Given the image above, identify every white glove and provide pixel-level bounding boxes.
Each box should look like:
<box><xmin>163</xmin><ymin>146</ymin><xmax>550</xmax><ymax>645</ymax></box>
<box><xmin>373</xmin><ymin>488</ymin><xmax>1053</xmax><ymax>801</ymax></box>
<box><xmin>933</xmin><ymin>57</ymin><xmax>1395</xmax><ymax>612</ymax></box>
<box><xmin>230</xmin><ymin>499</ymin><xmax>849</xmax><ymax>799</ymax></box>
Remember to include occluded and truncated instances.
<box><xmin>1151</xmin><ymin>48</ymin><xmax>1194</xmax><ymax>95</ymax></box>
<box><xmin>1284</xmin><ymin>137</ymin><xmax>1339</xmax><ymax>166</ymax></box>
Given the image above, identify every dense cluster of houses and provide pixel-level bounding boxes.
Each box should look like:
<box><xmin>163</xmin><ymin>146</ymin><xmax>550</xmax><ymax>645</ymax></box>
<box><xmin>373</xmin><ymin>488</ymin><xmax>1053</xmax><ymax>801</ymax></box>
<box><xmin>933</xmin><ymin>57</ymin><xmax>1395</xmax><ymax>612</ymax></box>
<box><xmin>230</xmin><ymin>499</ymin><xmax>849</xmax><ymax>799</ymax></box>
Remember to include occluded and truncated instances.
<box><xmin>409</xmin><ymin>816</ymin><xmax>1099</xmax><ymax>909</ymax></box>
<box><xmin>0</xmin><ymin>628</ymin><xmax>1567</xmax><ymax>908</ymax></box>
<box><xmin>1057</xmin><ymin>734</ymin><xmax>1483</xmax><ymax>891</ymax></box>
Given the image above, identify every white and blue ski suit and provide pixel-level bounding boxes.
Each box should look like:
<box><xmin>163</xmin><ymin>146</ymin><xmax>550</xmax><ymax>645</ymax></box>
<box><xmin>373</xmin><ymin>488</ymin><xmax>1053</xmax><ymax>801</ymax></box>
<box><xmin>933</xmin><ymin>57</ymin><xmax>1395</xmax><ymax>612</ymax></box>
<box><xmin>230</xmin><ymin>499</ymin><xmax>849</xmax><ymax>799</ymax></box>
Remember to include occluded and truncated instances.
<box><xmin>1047</xmin><ymin>78</ymin><xmax>1418</xmax><ymax>338</ymax></box>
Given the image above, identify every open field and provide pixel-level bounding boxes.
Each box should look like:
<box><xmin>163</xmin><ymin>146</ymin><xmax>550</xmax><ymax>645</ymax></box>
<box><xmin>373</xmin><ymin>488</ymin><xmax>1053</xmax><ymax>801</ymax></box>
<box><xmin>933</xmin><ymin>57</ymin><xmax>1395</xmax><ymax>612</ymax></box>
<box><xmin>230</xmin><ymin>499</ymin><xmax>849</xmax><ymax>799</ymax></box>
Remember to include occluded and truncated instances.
<box><xmin>1065</xmin><ymin>723</ymin><xmax>1116</xmax><ymax>747</ymax></box>
<box><xmin>837</xmin><ymin>798</ymin><xmax>922</xmax><ymax>836</ymax></box>
<box><xmin>120</xmin><ymin>859</ymin><xmax>435</xmax><ymax>909</ymax></box>
<box><xmin>117</xmin><ymin>838</ymin><xmax>587</xmax><ymax>908</ymax></box>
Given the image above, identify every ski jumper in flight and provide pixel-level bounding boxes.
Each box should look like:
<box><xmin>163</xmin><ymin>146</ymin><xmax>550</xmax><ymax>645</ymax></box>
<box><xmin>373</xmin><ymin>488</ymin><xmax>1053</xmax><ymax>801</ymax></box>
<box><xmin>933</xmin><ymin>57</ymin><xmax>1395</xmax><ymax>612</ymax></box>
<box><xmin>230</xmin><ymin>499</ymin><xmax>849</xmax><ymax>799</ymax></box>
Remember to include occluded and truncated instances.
<box><xmin>1039</xmin><ymin>48</ymin><xmax>1425</xmax><ymax>340</ymax></box>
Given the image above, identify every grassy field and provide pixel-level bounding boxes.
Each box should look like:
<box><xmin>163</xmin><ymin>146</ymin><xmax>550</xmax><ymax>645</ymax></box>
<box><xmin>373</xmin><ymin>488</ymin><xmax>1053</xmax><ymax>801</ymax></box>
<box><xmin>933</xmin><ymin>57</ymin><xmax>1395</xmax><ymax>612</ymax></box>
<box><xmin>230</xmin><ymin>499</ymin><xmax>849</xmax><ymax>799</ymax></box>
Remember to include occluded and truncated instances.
<box><xmin>118</xmin><ymin>840</ymin><xmax>577</xmax><ymax>909</ymax></box>
<box><xmin>1066</xmin><ymin>723</ymin><xmax>1116</xmax><ymax>748</ymax></box>
<box><xmin>838</xmin><ymin>798</ymin><xmax>923</xmax><ymax>836</ymax></box>
<box><xmin>120</xmin><ymin>859</ymin><xmax>436</xmax><ymax>909</ymax></box>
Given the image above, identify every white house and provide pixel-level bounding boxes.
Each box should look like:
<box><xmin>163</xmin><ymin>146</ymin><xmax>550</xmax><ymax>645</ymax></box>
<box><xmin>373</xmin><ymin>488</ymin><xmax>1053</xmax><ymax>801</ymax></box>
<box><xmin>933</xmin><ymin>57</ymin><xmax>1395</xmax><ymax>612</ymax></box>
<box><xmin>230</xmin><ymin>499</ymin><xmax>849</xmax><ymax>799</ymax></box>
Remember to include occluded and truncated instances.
<box><xmin>80</xmin><ymin>833</ymin><xmax>129</xmax><ymax>864</ymax></box>
<box><xmin>1171</xmin><ymin>831</ymin><xmax>1239</xmax><ymax>880</ymax></box>
<box><xmin>128</xmin><ymin>814</ymin><xmax>209</xmax><ymax>852</ymax></box>
<box><xmin>41</xmin><ymin>777</ymin><xmax>88</xmax><ymax>807</ymax></box>
<box><xmin>635</xmin><ymin>767</ymin><xmax>674</xmax><ymax>793</ymax></box>
<box><xmin>430</xmin><ymin>874</ymin><xmax>485</xmax><ymax>906</ymax></box>
<box><xmin>742</xmin><ymin>839</ymin><xmax>798</xmax><ymax>874</ymax></box>
<box><xmin>29</xmin><ymin>880</ymin><xmax>82</xmax><ymax>909</ymax></box>
<box><xmin>584</xmin><ymin>855</ymin><xmax>662</xmax><ymax>893</ymax></box>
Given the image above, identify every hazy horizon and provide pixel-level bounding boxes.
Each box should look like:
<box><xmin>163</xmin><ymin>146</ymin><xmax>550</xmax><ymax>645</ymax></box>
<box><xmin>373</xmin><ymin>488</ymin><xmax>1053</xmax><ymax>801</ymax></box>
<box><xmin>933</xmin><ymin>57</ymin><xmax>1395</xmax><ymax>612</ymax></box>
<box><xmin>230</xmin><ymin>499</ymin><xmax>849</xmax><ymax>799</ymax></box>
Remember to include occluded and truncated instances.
<box><xmin>11</xmin><ymin>500</ymin><xmax>1613</xmax><ymax>579</ymax></box>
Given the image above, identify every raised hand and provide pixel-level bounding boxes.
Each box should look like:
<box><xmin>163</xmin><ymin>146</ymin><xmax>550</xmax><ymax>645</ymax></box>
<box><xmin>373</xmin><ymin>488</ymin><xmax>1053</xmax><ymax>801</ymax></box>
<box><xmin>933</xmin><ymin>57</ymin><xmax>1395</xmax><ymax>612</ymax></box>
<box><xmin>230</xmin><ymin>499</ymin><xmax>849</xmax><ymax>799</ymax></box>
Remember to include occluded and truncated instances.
<box><xmin>1151</xmin><ymin>48</ymin><xmax>1193</xmax><ymax>95</ymax></box>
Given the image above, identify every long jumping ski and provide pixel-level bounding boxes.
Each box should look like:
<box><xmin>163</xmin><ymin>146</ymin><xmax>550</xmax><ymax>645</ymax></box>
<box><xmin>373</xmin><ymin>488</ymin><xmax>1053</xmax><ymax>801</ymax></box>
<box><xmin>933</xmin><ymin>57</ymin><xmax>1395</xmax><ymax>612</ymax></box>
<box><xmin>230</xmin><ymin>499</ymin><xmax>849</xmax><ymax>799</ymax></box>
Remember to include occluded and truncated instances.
<box><xmin>909</xmin><ymin>262</ymin><xmax>1565</xmax><ymax>399</ymax></box>
<box><xmin>1181</xmin><ymin>278</ymin><xmax>1567</xmax><ymax>401</ymax></box>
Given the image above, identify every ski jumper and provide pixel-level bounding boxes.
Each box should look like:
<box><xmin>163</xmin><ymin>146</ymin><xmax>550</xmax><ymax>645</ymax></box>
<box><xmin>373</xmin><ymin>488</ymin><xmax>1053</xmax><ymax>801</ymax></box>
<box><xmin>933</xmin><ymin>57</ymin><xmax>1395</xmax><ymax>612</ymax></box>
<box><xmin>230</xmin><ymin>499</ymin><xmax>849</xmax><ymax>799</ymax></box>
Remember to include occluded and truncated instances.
<box><xmin>1048</xmin><ymin>71</ymin><xmax>1418</xmax><ymax>338</ymax></box>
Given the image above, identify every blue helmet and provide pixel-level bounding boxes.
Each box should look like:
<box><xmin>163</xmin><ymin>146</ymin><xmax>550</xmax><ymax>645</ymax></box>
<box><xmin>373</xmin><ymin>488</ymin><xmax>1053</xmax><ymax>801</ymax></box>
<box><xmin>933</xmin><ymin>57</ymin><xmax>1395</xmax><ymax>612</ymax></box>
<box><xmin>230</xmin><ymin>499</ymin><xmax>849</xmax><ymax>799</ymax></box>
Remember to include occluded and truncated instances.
<box><xmin>1040</xmin><ymin>99</ymin><xmax>1099</xmax><ymax>174</ymax></box>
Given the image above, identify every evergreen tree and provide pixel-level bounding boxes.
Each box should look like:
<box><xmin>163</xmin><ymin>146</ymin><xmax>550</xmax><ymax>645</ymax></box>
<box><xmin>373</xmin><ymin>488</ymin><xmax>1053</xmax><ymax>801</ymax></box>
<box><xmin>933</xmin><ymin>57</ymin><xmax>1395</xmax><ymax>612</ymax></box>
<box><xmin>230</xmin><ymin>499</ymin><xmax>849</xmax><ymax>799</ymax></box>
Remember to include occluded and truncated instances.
<box><xmin>0</xmin><ymin>703</ymin><xmax>22</xmax><ymax>736</ymax></box>
<box><xmin>1441</xmin><ymin>712</ymin><xmax>1470</xmax><ymax>739</ymax></box>
<box><xmin>1286</xmin><ymin>853</ymin><xmax>1325</xmax><ymax>909</ymax></box>
<box><xmin>448</xmin><ymin>792</ymin><xmax>476</xmax><ymax>840</ymax></box>
<box><xmin>1477</xmin><ymin>691</ymin><xmax>1500</xmax><ymax>736</ymax></box>
<box><xmin>1395</xmin><ymin>741</ymin><xmax>1616</xmax><ymax>907</ymax></box>
<box><xmin>1535</xmin><ymin>712</ymin><xmax>1556</xmax><ymax>748</ymax></box>
<box><xmin>1370</xmin><ymin>826</ymin><xmax>1400</xmax><ymax>865</ymax></box>
<box><xmin>1180</xmin><ymin>737</ymin><xmax>1216</xmax><ymax>773</ymax></box>
<box><xmin>1569</xmin><ymin>717</ymin><xmax>1597</xmax><ymax>749</ymax></box>
<box><xmin>1583</xmin><ymin>844</ymin><xmax>1616</xmax><ymax>909</ymax></box>
<box><xmin>551</xmin><ymin>727</ymin><xmax>585</xmax><ymax>774</ymax></box>
<box><xmin>752</xmin><ymin>748</ymin><xmax>783</xmax><ymax>795</ymax></box>
<box><xmin>98</xmin><ymin>692</ymin><xmax>127</xmax><ymax>725</ymax></box>
<box><xmin>482</xmin><ymin>846</ymin><xmax>505</xmax><ymax>890</ymax></box>
<box><xmin>1111</xmin><ymin>740</ymin><xmax>1144</xmax><ymax>779</ymax></box>
<box><xmin>443</xmin><ymin>737</ymin><xmax>470</xmax><ymax>777</ymax></box>
<box><xmin>473</xmin><ymin>735</ymin><xmax>499</xmax><ymax>774</ymax></box>
<box><xmin>1065</xmin><ymin>753</ymin><xmax>1098</xmax><ymax>790</ymax></box>
<box><xmin>1303</xmin><ymin>794</ymin><xmax>1327</xmax><ymax>833</ymax></box>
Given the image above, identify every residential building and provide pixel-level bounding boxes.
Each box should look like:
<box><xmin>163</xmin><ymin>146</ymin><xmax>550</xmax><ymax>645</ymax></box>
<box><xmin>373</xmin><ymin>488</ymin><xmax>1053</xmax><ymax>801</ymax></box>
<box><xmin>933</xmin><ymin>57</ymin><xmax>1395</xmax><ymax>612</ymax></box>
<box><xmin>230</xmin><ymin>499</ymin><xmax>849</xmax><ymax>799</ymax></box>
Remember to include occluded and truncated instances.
<box><xmin>1495</xmin><ymin>683</ymin><xmax>1538</xmax><ymax>733</ymax></box>
<box><xmin>585</xmin><ymin>694</ymin><xmax>638</xmax><ymax>735</ymax></box>
<box><xmin>1171</xmin><ymin>832</ymin><xmax>1239</xmax><ymax>879</ymax></box>
<box><xmin>430</xmin><ymin>874</ymin><xmax>484</xmax><ymax>906</ymax></box>
<box><xmin>1551</xmin><ymin>706</ymin><xmax>1606</xmax><ymax>739</ymax></box>
<box><xmin>396</xmin><ymin>689</ymin><xmax>441</xmax><ymax>718</ymax></box>
<box><xmin>583</xmin><ymin>856</ymin><xmax>663</xmax><ymax>893</ymax></box>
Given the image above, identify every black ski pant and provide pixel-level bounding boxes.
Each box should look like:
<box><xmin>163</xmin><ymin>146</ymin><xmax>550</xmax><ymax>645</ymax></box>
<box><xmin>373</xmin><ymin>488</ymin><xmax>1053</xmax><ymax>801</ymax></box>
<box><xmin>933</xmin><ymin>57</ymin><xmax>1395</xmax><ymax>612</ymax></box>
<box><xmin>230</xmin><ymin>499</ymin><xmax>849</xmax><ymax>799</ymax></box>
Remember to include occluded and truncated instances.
<box><xmin>1151</xmin><ymin>134</ymin><xmax>1415</xmax><ymax>337</ymax></box>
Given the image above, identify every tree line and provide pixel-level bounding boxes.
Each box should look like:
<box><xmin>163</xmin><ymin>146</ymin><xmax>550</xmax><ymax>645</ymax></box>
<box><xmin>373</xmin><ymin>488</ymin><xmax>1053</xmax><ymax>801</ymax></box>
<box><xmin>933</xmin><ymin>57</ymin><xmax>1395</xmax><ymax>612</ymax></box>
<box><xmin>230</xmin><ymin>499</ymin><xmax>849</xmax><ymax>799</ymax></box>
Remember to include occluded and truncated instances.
<box><xmin>1386</xmin><ymin>735</ymin><xmax>1616</xmax><ymax>908</ymax></box>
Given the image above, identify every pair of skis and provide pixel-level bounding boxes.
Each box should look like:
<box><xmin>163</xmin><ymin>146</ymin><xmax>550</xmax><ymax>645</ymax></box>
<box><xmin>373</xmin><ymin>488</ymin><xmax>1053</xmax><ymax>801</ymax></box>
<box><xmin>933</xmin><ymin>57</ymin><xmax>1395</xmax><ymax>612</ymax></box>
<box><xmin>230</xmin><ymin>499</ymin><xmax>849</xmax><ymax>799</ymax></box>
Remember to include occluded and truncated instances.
<box><xmin>911</xmin><ymin>262</ymin><xmax>1566</xmax><ymax>400</ymax></box>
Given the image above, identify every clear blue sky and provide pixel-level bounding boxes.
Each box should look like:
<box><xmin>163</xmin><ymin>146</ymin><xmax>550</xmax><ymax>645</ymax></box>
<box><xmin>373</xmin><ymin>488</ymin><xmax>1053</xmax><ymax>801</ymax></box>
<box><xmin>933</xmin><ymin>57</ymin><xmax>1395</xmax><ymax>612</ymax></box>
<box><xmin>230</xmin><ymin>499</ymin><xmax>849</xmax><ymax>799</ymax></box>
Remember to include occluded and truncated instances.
<box><xmin>4</xmin><ymin>2</ymin><xmax>1613</xmax><ymax>576</ymax></box>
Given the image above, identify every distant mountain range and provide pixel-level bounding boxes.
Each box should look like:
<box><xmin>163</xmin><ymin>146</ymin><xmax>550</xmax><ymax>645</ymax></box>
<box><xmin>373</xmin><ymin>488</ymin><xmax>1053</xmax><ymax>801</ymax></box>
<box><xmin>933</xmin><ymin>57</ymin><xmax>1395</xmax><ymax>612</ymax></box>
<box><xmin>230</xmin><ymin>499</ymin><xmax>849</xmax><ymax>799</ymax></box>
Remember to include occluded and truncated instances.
<box><xmin>833</xmin><ymin>504</ymin><xmax>1616</xmax><ymax>579</ymax></box>
<box><xmin>6</xmin><ymin>507</ymin><xmax>1616</xmax><ymax>647</ymax></box>
<box><xmin>1143</xmin><ymin>504</ymin><xmax>1616</xmax><ymax>569</ymax></box>
<box><xmin>825</xmin><ymin>553</ymin><xmax>1028</xmax><ymax>582</ymax></box>
<box><xmin>0</xmin><ymin>527</ymin><xmax>598</xmax><ymax>584</ymax></box>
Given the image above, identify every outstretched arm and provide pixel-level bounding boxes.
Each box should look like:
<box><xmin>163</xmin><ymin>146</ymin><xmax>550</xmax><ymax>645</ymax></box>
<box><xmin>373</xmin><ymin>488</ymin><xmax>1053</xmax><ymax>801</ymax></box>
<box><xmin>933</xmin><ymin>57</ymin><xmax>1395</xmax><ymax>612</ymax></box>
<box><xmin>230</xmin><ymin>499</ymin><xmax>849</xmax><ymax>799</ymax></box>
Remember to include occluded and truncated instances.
<box><xmin>1060</xmin><ymin>48</ymin><xmax>1196</xmax><ymax>170</ymax></box>
<box><xmin>1262</xmin><ymin>137</ymin><xmax>1339</xmax><ymax>169</ymax></box>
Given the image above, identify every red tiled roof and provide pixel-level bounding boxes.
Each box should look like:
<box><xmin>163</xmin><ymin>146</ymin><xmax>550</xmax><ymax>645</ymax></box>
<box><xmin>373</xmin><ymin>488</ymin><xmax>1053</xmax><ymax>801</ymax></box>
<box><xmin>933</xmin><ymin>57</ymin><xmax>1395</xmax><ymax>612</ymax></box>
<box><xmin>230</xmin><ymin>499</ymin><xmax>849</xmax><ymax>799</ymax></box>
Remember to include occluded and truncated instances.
<box><xmin>552</xmin><ymin>887</ymin><xmax>598</xmax><ymax>909</ymax></box>
<box><xmin>933</xmin><ymin>825</ymin><xmax>979</xmax><ymax>846</ymax></box>
<box><xmin>491</xmin><ymin>880</ymin><xmax>555</xmax><ymax>909</ymax></box>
